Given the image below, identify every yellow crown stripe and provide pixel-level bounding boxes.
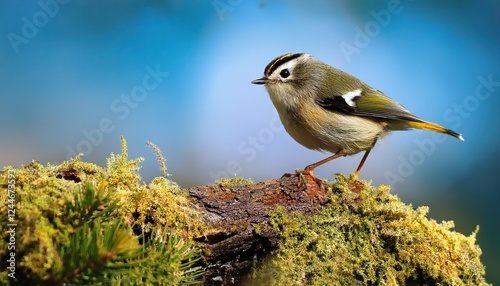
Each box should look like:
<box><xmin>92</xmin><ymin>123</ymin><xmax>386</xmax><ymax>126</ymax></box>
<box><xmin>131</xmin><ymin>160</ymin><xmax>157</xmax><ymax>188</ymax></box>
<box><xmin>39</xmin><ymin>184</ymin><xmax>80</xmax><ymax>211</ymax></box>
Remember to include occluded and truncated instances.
<box><xmin>264</xmin><ymin>53</ymin><xmax>303</xmax><ymax>77</ymax></box>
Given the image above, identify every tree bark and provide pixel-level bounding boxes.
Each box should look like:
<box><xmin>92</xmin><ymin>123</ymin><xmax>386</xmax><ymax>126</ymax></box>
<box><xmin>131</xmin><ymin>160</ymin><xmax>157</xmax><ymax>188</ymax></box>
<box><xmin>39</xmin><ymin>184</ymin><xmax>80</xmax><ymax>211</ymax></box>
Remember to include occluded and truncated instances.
<box><xmin>186</xmin><ymin>174</ymin><xmax>329</xmax><ymax>285</ymax></box>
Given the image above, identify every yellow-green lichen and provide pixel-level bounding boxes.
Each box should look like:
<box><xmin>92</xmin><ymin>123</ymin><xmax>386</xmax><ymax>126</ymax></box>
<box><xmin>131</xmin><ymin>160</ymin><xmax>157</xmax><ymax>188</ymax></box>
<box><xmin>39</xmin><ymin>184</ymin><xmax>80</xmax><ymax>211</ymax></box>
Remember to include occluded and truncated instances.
<box><xmin>109</xmin><ymin>137</ymin><xmax>205</xmax><ymax>238</ymax></box>
<box><xmin>117</xmin><ymin>176</ymin><xmax>204</xmax><ymax>237</ymax></box>
<box><xmin>252</xmin><ymin>174</ymin><xmax>488</xmax><ymax>286</ymax></box>
<box><xmin>0</xmin><ymin>137</ymin><xmax>204</xmax><ymax>285</ymax></box>
<box><xmin>106</xmin><ymin>136</ymin><xmax>144</xmax><ymax>188</ymax></box>
<box><xmin>213</xmin><ymin>176</ymin><xmax>254</xmax><ymax>188</ymax></box>
<box><xmin>146</xmin><ymin>140</ymin><xmax>168</xmax><ymax>178</ymax></box>
<box><xmin>55</xmin><ymin>154</ymin><xmax>105</xmax><ymax>182</ymax></box>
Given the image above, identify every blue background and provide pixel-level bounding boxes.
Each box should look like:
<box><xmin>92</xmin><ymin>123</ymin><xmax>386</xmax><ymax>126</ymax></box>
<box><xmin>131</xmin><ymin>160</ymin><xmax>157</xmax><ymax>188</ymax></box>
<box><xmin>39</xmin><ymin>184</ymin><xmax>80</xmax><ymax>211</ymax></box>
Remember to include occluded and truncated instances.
<box><xmin>1</xmin><ymin>0</ymin><xmax>498</xmax><ymax>283</ymax></box>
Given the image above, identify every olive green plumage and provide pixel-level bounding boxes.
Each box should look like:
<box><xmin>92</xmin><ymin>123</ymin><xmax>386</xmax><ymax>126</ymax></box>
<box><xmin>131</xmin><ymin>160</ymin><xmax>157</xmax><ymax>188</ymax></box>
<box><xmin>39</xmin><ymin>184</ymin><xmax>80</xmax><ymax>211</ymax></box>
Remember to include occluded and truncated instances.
<box><xmin>252</xmin><ymin>53</ymin><xmax>463</xmax><ymax>175</ymax></box>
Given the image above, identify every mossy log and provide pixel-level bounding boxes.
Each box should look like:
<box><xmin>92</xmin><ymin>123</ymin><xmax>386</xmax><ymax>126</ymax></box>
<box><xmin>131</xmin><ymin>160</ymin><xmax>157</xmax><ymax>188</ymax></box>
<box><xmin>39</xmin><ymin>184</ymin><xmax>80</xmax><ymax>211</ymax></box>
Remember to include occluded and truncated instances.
<box><xmin>185</xmin><ymin>174</ymin><xmax>488</xmax><ymax>286</ymax></box>
<box><xmin>187</xmin><ymin>175</ymin><xmax>329</xmax><ymax>285</ymax></box>
<box><xmin>0</xmin><ymin>138</ymin><xmax>487</xmax><ymax>285</ymax></box>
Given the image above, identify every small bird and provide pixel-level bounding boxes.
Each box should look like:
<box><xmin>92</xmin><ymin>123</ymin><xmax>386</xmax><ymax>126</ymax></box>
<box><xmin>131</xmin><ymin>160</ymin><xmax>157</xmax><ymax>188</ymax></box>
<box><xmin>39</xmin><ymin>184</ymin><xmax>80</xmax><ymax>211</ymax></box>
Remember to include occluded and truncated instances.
<box><xmin>252</xmin><ymin>53</ymin><xmax>463</xmax><ymax>179</ymax></box>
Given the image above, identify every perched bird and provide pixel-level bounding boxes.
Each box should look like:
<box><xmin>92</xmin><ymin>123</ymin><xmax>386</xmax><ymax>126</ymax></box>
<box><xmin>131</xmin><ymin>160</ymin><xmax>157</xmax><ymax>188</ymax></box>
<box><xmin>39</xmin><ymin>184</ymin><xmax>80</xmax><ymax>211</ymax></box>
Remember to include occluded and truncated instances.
<box><xmin>252</xmin><ymin>53</ymin><xmax>463</xmax><ymax>179</ymax></box>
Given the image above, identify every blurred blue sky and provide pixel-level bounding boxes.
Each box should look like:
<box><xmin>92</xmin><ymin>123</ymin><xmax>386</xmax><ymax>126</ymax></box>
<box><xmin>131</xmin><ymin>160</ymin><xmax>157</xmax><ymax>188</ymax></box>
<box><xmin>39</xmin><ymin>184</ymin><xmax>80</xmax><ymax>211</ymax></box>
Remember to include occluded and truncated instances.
<box><xmin>1</xmin><ymin>0</ymin><xmax>499</xmax><ymax>283</ymax></box>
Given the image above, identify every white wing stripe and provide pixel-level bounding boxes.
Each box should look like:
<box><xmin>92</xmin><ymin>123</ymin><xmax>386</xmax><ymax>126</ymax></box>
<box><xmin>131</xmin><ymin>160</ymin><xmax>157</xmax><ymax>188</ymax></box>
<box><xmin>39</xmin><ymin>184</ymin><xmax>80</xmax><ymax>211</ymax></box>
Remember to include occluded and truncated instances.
<box><xmin>341</xmin><ymin>89</ymin><xmax>362</xmax><ymax>107</ymax></box>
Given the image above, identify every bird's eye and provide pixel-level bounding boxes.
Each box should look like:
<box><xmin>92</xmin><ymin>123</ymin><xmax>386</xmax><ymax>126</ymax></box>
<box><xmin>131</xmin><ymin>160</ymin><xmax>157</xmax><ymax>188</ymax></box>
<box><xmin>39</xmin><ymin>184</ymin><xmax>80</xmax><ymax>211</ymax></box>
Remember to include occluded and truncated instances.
<box><xmin>280</xmin><ymin>69</ymin><xmax>290</xmax><ymax>78</ymax></box>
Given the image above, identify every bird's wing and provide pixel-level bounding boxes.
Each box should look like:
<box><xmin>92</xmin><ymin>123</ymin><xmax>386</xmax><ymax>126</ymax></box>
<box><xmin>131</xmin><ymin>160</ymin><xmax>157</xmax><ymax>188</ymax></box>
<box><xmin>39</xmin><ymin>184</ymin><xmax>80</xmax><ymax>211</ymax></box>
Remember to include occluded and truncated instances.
<box><xmin>316</xmin><ymin>89</ymin><xmax>424</xmax><ymax>123</ymax></box>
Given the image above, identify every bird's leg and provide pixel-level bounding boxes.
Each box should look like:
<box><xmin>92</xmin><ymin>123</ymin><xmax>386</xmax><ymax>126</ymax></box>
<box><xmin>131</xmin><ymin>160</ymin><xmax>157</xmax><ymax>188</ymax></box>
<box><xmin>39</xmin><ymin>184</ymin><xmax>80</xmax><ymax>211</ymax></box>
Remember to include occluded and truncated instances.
<box><xmin>303</xmin><ymin>151</ymin><xmax>346</xmax><ymax>174</ymax></box>
<box><xmin>295</xmin><ymin>151</ymin><xmax>347</xmax><ymax>188</ymax></box>
<box><xmin>354</xmin><ymin>139</ymin><xmax>377</xmax><ymax>177</ymax></box>
<box><xmin>281</xmin><ymin>150</ymin><xmax>346</xmax><ymax>179</ymax></box>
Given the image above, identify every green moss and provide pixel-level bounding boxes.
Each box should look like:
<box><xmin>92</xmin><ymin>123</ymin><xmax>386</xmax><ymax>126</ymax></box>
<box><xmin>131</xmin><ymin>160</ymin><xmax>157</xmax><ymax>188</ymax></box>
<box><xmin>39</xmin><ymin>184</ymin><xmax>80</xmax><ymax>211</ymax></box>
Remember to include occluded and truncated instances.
<box><xmin>255</xmin><ymin>174</ymin><xmax>489</xmax><ymax>285</ymax></box>
<box><xmin>0</xmin><ymin>137</ymin><xmax>489</xmax><ymax>285</ymax></box>
<box><xmin>106</xmin><ymin>136</ymin><xmax>144</xmax><ymax>188</ymax></box>
<box><xmin>146</xmin><ymin>140</ymin><xmax>169</xmax><ymax>178</ymax></box>
<box><xmin>111</xmin><ymin>137</ymin><xmax>205</xmax><ymax>238</ymax></box>
<box><xmin>213</xmin><ymin>176</ymin><xmax>254</xmax><ymax>188</ymax></box>
<box><xmin>117</xmin><ymin>176</ymin><xmax>205</xmax><ymax>237</ymax></box>
<box><xmin>0</xmin><ymin>137</ymin><xmax>204</xmax><ymax>285</ymax></box>
<box><xmin>55</xmin><ymin>154</ymin><xmax>105</xmax><ymax>182</ymax></box>
<box><xmin>252</xmin><ymin>223</ymin><xmax>261</xmax><ymax>235</ymax></box>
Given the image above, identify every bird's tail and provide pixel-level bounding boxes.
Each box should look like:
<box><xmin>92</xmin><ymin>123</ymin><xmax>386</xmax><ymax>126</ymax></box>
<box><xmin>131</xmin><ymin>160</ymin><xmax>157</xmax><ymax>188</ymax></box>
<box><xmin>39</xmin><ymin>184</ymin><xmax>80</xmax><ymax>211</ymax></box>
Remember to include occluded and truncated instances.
<box><xmin>407</xmin><ymin>121</ymin><xmax>464</xmax><ymax>141</ymax></box>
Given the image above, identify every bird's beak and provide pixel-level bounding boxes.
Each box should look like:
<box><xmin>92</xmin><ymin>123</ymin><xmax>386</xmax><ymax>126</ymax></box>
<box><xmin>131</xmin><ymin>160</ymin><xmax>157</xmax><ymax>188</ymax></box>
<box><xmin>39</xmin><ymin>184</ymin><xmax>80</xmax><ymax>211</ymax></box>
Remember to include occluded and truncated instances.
<box><xmin>251</xmin><ymin>77</ymin><xmax>269</xmax><ymax>85</ymax></box>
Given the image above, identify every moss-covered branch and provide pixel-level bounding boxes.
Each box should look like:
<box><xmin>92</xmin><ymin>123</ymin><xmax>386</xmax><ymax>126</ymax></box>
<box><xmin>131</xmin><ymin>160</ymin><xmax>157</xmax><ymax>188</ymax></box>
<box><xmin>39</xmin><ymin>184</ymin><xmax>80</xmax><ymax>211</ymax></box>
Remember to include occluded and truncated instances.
<box><xmin>248</xmin><ymin>175</ymin><xmax>487</xmax><ymax>285</ymax></box>
<box><xmin>188</xmin><ymin>174</ymin><xmax>488</xmax><ymax>286</ymax></box>
<box><xmin>0</xmin><ymin>137</ymin><xmax>489</xmax><ymax>285</ymax></box>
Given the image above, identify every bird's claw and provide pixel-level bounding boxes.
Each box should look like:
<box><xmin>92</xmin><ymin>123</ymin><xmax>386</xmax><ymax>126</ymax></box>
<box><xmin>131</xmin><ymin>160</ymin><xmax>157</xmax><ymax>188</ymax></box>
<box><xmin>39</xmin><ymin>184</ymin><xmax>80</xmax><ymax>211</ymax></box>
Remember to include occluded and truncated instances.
<box><xmin>282</xmin><ymin>169</ymin><xmax>324</xmax><ymax>191</ymax></box>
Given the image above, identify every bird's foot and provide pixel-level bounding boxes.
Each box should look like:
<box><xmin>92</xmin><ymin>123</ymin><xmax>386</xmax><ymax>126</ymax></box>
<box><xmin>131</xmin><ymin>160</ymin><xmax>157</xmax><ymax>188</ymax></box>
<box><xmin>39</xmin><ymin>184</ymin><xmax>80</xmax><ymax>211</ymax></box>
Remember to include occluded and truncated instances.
<box><xmin>282</xmin><ymin>169</ymin><xmax>325</xmax><ymax>191</ymax></box>
<box><xmin>281</xmin><ymin>170</ymin><xmax>329</xmax><ymax>204</ymax></box>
